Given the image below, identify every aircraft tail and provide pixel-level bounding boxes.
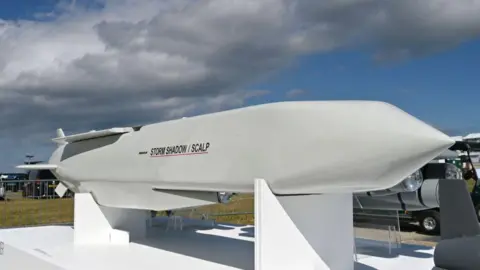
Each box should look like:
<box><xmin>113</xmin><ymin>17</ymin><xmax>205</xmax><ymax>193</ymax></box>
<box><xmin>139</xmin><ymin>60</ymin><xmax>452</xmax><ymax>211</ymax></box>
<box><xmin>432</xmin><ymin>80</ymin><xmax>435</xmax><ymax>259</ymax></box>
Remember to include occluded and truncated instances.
<box><xmin>433</xmin><ymin>179</ymin><xmax>480</xmax><ymax>270</ymax></box>
<box><xmin>438</xmin><ymin>179</ymin><xmax>480</xmax><ymax>239</ymax></box>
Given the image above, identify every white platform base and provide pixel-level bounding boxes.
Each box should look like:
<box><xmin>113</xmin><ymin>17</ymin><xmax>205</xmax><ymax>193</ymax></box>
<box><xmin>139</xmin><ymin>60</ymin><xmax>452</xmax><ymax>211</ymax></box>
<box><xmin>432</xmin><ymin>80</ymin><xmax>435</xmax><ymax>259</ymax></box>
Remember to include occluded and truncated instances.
<box><xmin>0</xmin><ymin>185</ymin><xmax>436</xmax><ymax>269</ymax></box>
<box><xmin>0</xmin><ymin>222</ymin><xmax>435</xmax><ymax>270</ymax></box>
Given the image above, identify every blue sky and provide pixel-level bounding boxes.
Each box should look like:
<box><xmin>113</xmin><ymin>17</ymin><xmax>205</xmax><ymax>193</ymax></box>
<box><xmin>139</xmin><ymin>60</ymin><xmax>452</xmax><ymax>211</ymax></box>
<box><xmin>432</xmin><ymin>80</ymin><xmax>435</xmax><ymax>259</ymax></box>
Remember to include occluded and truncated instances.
<box><xmin>1</xmin><ymin>0</ymin><xmax>480</xmax><ymax>171</ymax></box>
<box><xmin>0</xmin><ymin>0</ymin><xmax>103</xmax><ymax>20</ymax></box>
<box><xmin>251</xmin><ymin>39</ymin><xmax>480</xmax><ymax>135</ymax></box>
<box><xmin>0</xmin><ymin>0</ymin><xmax>56</xmax><ymax>19</ymax></box>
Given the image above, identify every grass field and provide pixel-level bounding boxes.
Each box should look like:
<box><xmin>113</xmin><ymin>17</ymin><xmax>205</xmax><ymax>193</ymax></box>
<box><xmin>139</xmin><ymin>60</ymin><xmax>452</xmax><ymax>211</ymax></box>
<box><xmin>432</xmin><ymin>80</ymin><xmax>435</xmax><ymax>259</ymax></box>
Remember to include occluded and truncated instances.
<box><xmin>0</xmin><ymin>192</ymin><xmax>74</xmax><ymax>227</ymax></box>
<box><xmin>174</xmin><ymin>193</ymin><xmax>254</xmax><ymax>225</ymax></box>
<box><xmin>0</xmin><ymin>191</ymin><xmax>254</xmax><ymax>228</ymax></box>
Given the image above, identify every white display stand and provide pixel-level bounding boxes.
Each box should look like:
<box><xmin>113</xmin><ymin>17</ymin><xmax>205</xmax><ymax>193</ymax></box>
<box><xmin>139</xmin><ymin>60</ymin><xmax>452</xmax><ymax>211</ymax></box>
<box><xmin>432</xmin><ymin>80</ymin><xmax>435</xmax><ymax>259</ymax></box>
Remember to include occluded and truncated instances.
<box><xmin>0</xmin><ymin>189</ymin><xmax>436</xmax><ymax>270</ymax></box>
<box><xmin>255</xmin><ymin>178</ymin><xmax>353</xmax><ymax>270</ymax></box>
<box><xmin>73</xmin><ymin>193</ymin><xmax>150</xmax><ymax>245</ymax></box>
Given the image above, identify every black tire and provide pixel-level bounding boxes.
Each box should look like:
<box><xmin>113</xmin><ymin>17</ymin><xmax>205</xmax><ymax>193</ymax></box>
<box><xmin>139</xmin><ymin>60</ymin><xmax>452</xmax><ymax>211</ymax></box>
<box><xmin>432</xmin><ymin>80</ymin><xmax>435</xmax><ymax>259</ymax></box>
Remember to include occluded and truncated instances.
<box><xmin>417</xmin><ymin>210</ymin><xmax>441</xmax><ymax>235</ymax></box>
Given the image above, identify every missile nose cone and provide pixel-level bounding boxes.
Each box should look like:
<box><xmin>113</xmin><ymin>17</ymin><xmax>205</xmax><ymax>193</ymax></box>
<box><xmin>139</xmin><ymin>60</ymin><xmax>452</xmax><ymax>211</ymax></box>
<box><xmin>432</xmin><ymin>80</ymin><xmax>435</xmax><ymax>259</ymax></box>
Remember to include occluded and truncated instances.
<box><xmin>381</xmin><ymin>101</ymin><xmax>454</xmax><ymax>151</ymax></box>
<box><xmin>352</xmin><ymin>101</ymin><xmax>455</xmax><ymax>191</ymax></box>
<box><xmin>272</xmin><ymin>101</ymin><xmax>456</xmax><ymax>194</ymax></box>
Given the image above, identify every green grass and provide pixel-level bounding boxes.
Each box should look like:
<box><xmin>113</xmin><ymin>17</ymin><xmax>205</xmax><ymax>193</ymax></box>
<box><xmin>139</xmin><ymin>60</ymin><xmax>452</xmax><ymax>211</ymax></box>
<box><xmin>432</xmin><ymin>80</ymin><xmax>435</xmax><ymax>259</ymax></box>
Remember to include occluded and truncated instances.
<box><xmin>0</xmin><ymin>192</ymin><xmax>254</xmax><ymax>228</ymax></box>
<box><xmin>0</xmin><ymin>195</ymin><xmax>74</xmax><ymax>227</ymax></box>
<box><xmin>174</xmin><ymin>193</ymin><xmax>254</xmax><ymax>225</ymax></box>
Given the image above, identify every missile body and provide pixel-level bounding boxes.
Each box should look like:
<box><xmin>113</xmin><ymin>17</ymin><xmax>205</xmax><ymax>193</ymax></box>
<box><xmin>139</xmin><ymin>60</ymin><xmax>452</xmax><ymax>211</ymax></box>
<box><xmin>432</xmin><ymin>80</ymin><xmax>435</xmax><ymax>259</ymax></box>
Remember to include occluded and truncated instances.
<box><xmin>28</xmin><ymin>101</ymin><xmax>454</xmax><ymax>210</ymax></box>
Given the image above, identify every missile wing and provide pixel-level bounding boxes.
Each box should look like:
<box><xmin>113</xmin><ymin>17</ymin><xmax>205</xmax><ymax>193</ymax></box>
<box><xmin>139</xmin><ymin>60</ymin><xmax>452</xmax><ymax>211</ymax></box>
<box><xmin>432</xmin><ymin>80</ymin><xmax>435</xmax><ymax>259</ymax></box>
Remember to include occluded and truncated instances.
<box><xmin>17</xmin><ymin>101</ymin><xmax>454</xmax><ymax>211</ymax></box>
<box><xmin>51</xmin><ymin>127</ymin><xmax>134</xmax><ymax>144</ymax></box>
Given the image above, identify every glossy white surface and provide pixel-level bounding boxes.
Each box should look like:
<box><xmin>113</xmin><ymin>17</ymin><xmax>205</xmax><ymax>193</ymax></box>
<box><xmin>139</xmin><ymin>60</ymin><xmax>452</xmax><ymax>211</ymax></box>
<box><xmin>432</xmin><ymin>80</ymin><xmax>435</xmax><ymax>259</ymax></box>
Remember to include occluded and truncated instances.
<box><xmin>0</xmin><ymin>223</ymin><xmax>435</xmax><ymax>270</ymax></box>
<box><xmin>355</xmin><ymin>238</ymin><xmax>435</xmax><ymax>270</ymax></box>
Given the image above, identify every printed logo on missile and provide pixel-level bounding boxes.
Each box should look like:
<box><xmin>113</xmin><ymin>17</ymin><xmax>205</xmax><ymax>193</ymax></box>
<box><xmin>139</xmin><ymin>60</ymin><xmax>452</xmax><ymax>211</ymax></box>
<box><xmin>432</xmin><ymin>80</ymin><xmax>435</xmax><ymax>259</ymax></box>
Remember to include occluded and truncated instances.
<box><xmin>150</xmin><ymin>142</ymin><xmax>210</xmax><ymax>157</ymax></box>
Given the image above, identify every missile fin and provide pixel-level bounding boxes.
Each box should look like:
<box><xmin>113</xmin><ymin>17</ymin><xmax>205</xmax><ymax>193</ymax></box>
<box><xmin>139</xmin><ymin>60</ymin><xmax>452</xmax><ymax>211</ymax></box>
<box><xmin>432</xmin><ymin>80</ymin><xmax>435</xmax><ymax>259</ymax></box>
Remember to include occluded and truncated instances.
<box><xmin>52</xmin><ymin>127</ymin><xmax>134</xmax><ymax>144</ymax></box>
<box><xmin>16</xmin><ymin>164</ymin><xmax>58</xmax><ymax>170</ymax></box>
<box><xmin>55</xmin><ymin>182</ymin><xmax>68</xmax><ymax>198</ymax></box>
<box><xmin>56</xmin><ymin>128</ymin><xmax>65</xmax><ymax>138</ymax></box>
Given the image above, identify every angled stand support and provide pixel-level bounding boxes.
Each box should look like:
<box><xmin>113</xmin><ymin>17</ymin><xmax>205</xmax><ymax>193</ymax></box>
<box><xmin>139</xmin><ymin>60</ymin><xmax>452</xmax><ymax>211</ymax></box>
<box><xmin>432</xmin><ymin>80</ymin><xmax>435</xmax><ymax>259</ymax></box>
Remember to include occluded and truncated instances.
<box><xmin>254</xmin><ymin>178</ymin><xmax>354</xmax><ymax>270</ymax></box>
<box><xmin>73</xmin><ymin>193</ymin><xmax>150</xmax><ymax>245</ymax></box>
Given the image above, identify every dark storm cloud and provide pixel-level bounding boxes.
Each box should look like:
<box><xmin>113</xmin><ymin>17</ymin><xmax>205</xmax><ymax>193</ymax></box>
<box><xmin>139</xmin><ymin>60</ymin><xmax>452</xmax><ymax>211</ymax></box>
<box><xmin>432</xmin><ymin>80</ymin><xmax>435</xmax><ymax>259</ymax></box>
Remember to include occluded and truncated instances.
<box><xmin>0</xmin><ymin>0</ymin><xmax>480</xmax><ymax>169</ymax></box>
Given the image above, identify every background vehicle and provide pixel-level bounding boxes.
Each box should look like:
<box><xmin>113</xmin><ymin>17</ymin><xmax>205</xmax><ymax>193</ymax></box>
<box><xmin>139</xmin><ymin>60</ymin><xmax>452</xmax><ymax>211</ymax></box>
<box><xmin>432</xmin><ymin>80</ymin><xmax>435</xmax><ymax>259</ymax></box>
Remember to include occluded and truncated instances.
<box><xmin>0</xmin><ymin>173</ymin><xmax>28</xmax><ymax>200</ymax></box>
<box><xmin>408</xmin><ymin>158</ymin><xmax>480</xmax><ymax>234</ymax></box>
<box><xmin>0</xmin><ymin>173</ymin><xmax>28</xmax><ymax>193</ymax></box>
<box><xmin>354</xmin><ymin>206</ymin><xmax>443</xmax><ymax>234</ymax></box>
<box><xmin>354</xmin><ymin>148</ymin><xmax>479</xmax><ymax>235</ymax></box>
<box><xmin>0</xmin><ymin>177</ymin><xmax>5</xmax><ymax>200</ymax></box>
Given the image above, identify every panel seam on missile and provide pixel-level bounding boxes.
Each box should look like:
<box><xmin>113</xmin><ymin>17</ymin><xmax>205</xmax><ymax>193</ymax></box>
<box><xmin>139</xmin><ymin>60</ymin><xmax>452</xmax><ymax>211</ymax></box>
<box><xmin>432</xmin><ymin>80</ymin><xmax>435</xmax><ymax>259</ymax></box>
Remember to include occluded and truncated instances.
<box><xmin>68</xmin><ymin>134</ymin><xmax>123</xmax><ymax>143</ymax></box>
<box><xmin>274</xmin><ymin>193</ymin><xmax>316</xmax><ymax>197</ymax></box>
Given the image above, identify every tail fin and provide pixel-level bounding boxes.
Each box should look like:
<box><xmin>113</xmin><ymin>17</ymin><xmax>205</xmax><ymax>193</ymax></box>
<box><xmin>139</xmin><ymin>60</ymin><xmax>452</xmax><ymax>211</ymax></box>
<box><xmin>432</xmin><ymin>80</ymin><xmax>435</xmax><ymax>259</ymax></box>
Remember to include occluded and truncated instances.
<box><xmin>433</xmin><ymin>179</ymin><xmax>480</xmax><ymax>270</ymax></box>
<box><xmin>438</xmin><ymin>178</ymin><xmax>480</xmax><ymax>239</ymax></box>
<box><xmin>56</xmin><ymin>128</ymin><xmax>65</xmax><ymax>138</ymax></box>
<box><xmin>53</xmin><ymin>128</ymin><xmax>66</xmax><ymax>145</ymax></box>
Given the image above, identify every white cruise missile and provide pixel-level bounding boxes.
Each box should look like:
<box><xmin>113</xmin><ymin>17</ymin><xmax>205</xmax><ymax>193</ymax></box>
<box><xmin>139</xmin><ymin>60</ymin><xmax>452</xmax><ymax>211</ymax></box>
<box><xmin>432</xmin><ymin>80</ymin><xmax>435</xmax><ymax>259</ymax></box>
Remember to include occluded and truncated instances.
<box><xmin>17</xmin><ymin>101</ymin><xmax>454</xmax><ymax>211</ymax></box>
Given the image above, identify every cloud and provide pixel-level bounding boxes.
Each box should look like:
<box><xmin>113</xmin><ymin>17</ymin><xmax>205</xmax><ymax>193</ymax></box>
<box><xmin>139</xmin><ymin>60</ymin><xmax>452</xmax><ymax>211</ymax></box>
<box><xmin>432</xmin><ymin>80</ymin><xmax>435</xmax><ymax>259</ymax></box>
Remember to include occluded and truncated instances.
<box><xmin>1</xmin><ymin>0</ymin><xmax>480</xmax><ymax>169</ymax></box>
<box><xmin>286</xmin><ymin>88</ymin><xmax>306</xmax><ymax>98</ymax></box>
